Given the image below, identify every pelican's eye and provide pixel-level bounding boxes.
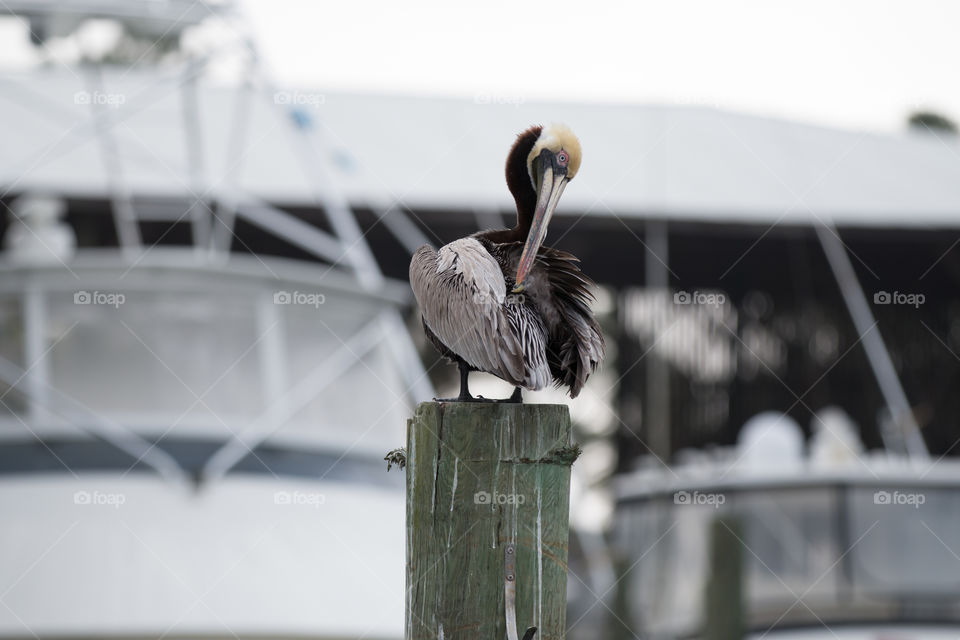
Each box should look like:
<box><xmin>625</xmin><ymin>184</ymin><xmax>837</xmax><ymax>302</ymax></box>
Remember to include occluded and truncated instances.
<box><xmin>556</xmin><ymin>151</ymin><xmax>569</xmax><ymax>166</ymax></box>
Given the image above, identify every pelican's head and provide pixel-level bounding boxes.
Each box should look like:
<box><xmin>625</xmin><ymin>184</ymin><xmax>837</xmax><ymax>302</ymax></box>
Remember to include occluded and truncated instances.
<box><xmin>514</xmin><ymin>124</ymin><xmax>581</xmax><ymax>292</ymax></box>
<box><xmin>526</xmin><ymin>123</ymin><xmax>582</xmax><ymax>186</ymax></box>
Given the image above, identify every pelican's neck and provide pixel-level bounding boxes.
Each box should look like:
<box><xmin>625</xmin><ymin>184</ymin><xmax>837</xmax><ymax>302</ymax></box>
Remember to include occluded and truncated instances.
<box><xmin>479</xmin><ymin>126</ymin><xmax>541</xmax><ymax>245</ymax></box>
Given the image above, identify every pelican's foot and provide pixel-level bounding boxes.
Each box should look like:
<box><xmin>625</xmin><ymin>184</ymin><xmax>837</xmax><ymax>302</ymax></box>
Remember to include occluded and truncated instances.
<box><xmin>434</xmin><ymin>361</ymin><xmax>499</xmax><ymax>403</ymax></box>
<box><xmin>435</xmin><ymin>387</ymin><xmax>523</xmax><ymax>404</ymax></box>
<box><xmin>433</xmin><ymin>394</ymin><xmax>497</xmax><ymax>403</ymax></box>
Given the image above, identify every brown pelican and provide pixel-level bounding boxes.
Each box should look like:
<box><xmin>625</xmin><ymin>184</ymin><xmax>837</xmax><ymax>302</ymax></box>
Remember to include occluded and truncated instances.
<box><xmin>410</xmin><ymin>124</ymin><xmax>604</xmax><ymax>402</ymax></box>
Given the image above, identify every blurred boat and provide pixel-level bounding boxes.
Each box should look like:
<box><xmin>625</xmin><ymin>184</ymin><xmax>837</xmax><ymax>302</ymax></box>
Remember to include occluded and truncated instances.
<box><xmin>0</xmin><ymin>2</ymin><xmax>431</xmax><ymax>638</ymax></box>
<box><xmin>612</xmin><ymin>433</ymin><xmax>960</xmax><ymax>640</ymax></box>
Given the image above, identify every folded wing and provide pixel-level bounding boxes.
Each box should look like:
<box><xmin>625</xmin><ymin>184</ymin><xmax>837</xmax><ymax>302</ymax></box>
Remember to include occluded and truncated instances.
<box><xmin>409</xmin><ymin>238</ymin><xmax>550</xmax><ymax>390</ymax></box>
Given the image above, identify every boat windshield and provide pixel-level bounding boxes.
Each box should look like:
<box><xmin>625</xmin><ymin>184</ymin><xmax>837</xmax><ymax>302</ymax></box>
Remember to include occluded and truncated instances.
<box><xmin>0</xmin><ymin>278</ymin><xmax>410</xmax><ymax>458</ymax></box>
<box><xmin>616</xmin><ymin>482</ymin><xmax>960</xmax><ymax>638</ymax></box>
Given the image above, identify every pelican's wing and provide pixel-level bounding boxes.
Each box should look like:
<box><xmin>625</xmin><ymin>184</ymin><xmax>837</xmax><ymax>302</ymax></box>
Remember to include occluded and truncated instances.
<box><xmin>409</xmin><ymin>238</ymin><xmax>549</xmax><ymax>389</ymax></box>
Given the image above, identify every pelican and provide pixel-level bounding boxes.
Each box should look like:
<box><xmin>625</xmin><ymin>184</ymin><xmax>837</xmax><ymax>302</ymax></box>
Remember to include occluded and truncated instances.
<box><xmin>410</xmin><ymin>124</ymin><xmax>604</xmax><ymax>402</ymax></box>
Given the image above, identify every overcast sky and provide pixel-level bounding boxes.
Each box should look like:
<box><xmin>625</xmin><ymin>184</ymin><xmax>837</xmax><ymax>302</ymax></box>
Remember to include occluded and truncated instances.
<box><xmin>241</xmin><ymin>0</ymin><xmax>960</xmax><ymax>133</ymax></box>
<box><xmin>2</xmin><ymin>0</ymin><xmax>958</xmax><ymax>134</ymax></box>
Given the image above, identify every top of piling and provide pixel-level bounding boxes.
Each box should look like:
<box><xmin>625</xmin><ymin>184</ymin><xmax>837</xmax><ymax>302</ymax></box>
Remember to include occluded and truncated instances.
<box><xmin>410</xmin><ymin>401</ymin><xmax>578</xmax><ymax>466</ymax></box>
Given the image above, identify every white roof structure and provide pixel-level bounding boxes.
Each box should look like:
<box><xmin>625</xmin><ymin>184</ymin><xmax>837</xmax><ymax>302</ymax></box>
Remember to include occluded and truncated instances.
<box><xmin>2</xmin><ymin>69</ymin><xmax>960</xmax><ymax>228</ymax></box>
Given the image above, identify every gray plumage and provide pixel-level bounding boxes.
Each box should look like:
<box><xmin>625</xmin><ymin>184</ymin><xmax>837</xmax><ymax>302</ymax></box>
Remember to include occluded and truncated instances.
<box><xmin>410</xmin><ymin>236</ymin><xmax>604</xmax><ymax>398</ymax></box>
<box><xmin>410</xmin><ymin>237</ymin><xmax>550</xmax><ymax>390</ymax></box>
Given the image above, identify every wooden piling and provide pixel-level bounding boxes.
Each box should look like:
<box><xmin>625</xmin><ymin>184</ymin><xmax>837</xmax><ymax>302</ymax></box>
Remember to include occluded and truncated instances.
<box><xmin>704</xmin><ymin>516</ymin><xmax>745</xmax><ymax>640</ymax></box>
<box><xmin>405</xmin><ymin>401</ymin><xmax>575</xmax><ymax>640</ymax></box>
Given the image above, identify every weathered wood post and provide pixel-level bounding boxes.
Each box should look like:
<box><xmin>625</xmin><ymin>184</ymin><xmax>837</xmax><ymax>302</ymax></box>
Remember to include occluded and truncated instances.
<box><xmin>704</xmin><ymin>516</ymin><xmax>745</xmax><ymax>640</ymax></box>
<box><xmin>406</xmin><ymin>401</ymin><xmax>576</xmax><ymax>640</ymax></box>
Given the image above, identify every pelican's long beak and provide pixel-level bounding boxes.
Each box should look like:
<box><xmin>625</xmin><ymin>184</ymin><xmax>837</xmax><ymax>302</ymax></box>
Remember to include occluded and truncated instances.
<box><xmin>512</xmin><ymin>160</ymin><xmax>568</xmax><ymax>292</ymax></box>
